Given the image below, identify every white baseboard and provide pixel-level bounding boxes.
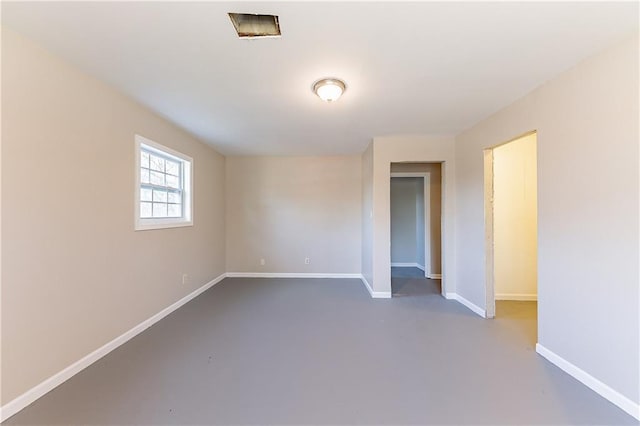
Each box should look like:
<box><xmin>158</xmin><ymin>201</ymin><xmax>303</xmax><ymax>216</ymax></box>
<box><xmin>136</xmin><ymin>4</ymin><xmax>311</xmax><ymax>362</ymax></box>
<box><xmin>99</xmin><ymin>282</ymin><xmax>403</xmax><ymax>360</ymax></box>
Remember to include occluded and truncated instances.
<box><xmin>225</xmin><ymin>272</ymin><xmax>361</xmax><ymax>279</ymax></box>
<box><xmin>390</xmin><ymin>262</ymin><xmax>424</xmax><ymax>272</ymax></box>
<box><xmin>536</xmin><ymin>343</ymin><xmax>640</xmax><ymax>420</ymax></box>
<box><xmin>496</xmin><ymin>293</ymin><xmax>537</xmax><ymax>301</ymax></box>
<box><xmin>0</xmin><ymin>273</ymin><xmax>227</xmax><ymax>423</ymax></box>
<box><xmin>428</xmin><ymin>273</ymin><xmax>442</xmax><ymax>279</ymax></box>
<box><xmin>445</xmin><ymin>292</ymin><xmax>486</xmax><ymax>318</ymax></box>
<box><xmin>359</xmin><ymin>275</ymin><xmax>392</xmax><ymax>299</ymax></box>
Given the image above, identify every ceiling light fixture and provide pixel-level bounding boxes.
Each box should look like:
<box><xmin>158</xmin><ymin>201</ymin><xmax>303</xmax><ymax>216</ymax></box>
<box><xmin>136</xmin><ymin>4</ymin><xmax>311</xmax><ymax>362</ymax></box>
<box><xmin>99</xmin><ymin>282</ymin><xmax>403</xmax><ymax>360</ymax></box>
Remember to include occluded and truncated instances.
<box><xmin>313</xmin><ymin>78</ymin><xmax>346</xmax><ymax>102</ymax></box>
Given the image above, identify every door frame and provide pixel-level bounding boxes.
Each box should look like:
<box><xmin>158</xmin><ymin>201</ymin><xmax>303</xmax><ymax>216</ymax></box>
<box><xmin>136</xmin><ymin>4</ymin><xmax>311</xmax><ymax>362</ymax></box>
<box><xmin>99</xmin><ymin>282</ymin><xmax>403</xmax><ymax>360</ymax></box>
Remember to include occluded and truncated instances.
<box><xmin>484</xmin><ymin>130</ymin><xmax>537</xmax><ymax>319</ymax></box>
<box><xmin>390</xmin><ymin>172</ymin><xmax>432</xmax><ymax>278</ymax></box>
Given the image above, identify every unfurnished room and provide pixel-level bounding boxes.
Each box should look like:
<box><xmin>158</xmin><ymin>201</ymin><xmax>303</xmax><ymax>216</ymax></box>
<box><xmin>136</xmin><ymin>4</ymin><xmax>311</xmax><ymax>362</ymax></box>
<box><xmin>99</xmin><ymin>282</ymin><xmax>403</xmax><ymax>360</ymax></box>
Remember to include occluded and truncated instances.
<box><xmin>1</xmin><ymin>2</ymin><xmax>639</xmax><ymax>425</ymax></box>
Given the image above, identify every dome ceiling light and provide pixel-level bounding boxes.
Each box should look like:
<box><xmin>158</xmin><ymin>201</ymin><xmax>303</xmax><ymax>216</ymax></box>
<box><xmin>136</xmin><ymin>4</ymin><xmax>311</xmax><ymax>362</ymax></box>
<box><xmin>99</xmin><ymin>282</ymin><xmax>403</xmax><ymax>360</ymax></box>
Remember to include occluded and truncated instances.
<box><xmin>313</xmin><ymin>78</ymin><xmax>346</xmax><ymax>102</ymax></box>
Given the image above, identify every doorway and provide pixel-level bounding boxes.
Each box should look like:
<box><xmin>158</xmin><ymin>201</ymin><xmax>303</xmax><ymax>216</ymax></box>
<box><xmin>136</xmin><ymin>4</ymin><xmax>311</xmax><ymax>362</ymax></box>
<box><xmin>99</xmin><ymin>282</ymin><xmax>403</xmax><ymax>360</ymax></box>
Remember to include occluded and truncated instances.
<box><xmin>484</xmin><ymin>132</ymin><xmax>538</xmax><ymax>324</ymax></box>
<box><xmin>390</xmin><ymin>163</ymin><xmax>443</xmax><ymax>297</ymax></box>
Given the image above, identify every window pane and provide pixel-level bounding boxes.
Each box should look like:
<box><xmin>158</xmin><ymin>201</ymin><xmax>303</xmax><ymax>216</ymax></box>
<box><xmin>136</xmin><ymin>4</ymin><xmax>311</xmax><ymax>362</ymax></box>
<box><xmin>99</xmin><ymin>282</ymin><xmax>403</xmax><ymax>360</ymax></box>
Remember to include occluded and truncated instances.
<box><xmin>140</xmin><ymin>187</ymin><xmax>152</xmax><ymax>202</ymax></box>
<box><xmin>150</xmin><ymin>171</ymin><xmax>165</xmax><ymax>186</ymax></box>
<box><xmin>136</xmin><ymin>139</ymin><xmax>192</xmax><ymax>227</ymax></box>
<box><xmin>150</xmin><ymin>155</ymin><xmax>165</xmax><ymax>172</ymax></box>
<box><xmin>153</xmin><ymin>189</ymin><xmax>167</xmax><ymax>202</ymax></box>
<box><xmin>168</xmin><ymin>203</ymin><xmax>182</xmax><ymax>218</ymax></box>
<box><xmin>140</xmin><ymin>202</ymin><xmax>152</xmax><ymax>218</ymax></box>
<box><xmin>166</xmin><ymin>174</ymin><xmax>180</xmax><ymax>189</ymax></box>
<box><xmin>166</xmin><ymin>160</ymin><xmax>180</xmax><ymax>176</ymax></box>
<box><xmin>152</xmin><ymin>203</ymin><xmax>168</xmax><ymax>218</ymax></box>
<box><xmin>168</xmin><ymin>192</ymin><xmax>182</xmax><ymax>204</ymax></box>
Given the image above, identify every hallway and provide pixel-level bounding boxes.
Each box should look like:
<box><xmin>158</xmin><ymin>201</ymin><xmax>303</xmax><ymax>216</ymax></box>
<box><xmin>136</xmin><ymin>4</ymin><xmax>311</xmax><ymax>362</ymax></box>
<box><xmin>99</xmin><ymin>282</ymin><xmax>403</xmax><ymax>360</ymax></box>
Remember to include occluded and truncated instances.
<box><xmin>391</xmin><ymin>266</ymin><xmax>441</xmax><ymax>297</ymax></box>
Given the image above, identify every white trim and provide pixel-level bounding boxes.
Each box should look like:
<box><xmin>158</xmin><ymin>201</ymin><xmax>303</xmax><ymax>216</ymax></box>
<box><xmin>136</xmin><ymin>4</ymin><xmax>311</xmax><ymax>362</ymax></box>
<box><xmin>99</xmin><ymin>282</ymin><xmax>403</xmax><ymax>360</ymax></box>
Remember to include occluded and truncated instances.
<box><xmin>390</xmin><ymin>172</ymin><xmax>432</xmax><ymax>279</ymax></box>
<box><xmin>536</xmin><ymin>344</ymin><xmax>640</xmax><ymax>420</ymax></box>
<box><xmin>360</xmin><ymin>275</ymin><xmax>392</xmax><ymax>299</ymax></box>
<box><xmin>444</xmin><ymin>292</ymin><xmax>486</xmax><ymax>318</ymax></box>
<box><xmin>0</xmin><ymin>273</ymin><xmax>227</xmax><ymax>423</ymax></box>
<box><xmin>495</xmin><ymin>293</ymin><xmax>537</xmax><ymax>301</ymax></box>
<box><xmin>225</xmin><ymin>272</ymin><xmax>361</xmax><ymax>279</ymax></box>
<box><xmin>428</xmin><ymin>273</ymin><xmax>442</xmax><ymax>279</ymax></box>
<box><xmin>390</xmin><ymin>262</ymin><xmax>424</xmax><ymax>271</ymax></box>
<box><xmin>133</xmin><ymin>220</ymin><xmax>193</xmax><ymax>231</ymax></box>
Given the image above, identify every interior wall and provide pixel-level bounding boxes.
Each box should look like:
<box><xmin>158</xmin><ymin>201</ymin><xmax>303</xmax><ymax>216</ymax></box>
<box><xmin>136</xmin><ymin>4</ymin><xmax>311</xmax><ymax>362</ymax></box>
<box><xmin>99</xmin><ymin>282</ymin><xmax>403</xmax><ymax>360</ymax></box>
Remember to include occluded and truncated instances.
<box><xmin>390</xmin><ymin>178</ymin><xmax>419</xmax><ymax>264</ymax></box>
<box><xmin>493</xmin><ymin>133</ymin><xmax>537</xmax><ymax>300</ymax></box>
<box><xmin>370</xmin><ymin>136</ymin><xmax>455</xmax><ymax>294</ymax></box>
<box><xmin>415</xmin><ymin>178</ymin><xmax>425</xmax><ymax>270</ymax></box>
<box><xmin>361</xmin><ymin>142</ymin><xmax>374</xmax><ymax>286</ymax></box>
<box><xmin>455</xmin><ymin>35</ymin><xmax>638</xmax><ymax>406</ymax></box>
<box><xmin>225</xmin><ymin>156</ymin><xmax>361</xmax><ymax>274</ymax></box>
<box><xmin>1</xmin><ymin>28</ymin><xmax>226</xmax><ymax>405</ymax></box>
<box><xmin>390</xmin><ymin>162</ymin><xmax>442</xmax><ymax>275</ymax></box>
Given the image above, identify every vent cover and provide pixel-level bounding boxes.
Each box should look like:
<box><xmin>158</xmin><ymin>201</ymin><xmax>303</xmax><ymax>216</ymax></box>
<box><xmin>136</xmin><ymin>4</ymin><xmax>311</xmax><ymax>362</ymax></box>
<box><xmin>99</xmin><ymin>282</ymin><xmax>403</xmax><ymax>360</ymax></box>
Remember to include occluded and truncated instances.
<box><xmin>228</xmin><ymin>13</ymin><xmax>281</xmax><ymax>38</ymax></box>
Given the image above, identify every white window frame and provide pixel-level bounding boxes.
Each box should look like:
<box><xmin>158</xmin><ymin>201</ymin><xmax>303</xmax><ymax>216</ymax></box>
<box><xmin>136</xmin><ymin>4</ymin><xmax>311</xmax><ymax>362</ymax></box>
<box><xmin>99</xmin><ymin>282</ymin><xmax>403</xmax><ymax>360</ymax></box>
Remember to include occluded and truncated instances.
<box><xmin>134</xmin><ymin>135</ymin><xmax>193</xmax><ymax>231</ymax></box>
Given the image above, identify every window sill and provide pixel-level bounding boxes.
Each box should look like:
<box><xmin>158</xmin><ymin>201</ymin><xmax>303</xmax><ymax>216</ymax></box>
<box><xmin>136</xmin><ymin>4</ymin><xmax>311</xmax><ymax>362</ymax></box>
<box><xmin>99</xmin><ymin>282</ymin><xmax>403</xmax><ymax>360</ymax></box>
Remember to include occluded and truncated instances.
<box><xmin>135</xmin><ymin>219</ymin><xmax>193</xmax><ymax>231</ymax></box>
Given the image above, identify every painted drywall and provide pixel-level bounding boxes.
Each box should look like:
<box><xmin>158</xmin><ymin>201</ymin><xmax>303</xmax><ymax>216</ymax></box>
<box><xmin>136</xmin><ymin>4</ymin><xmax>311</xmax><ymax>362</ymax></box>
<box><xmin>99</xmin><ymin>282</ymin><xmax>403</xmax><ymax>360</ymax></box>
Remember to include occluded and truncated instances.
<box><xmin>370</xmin><ymin>136</ymin><xmax>455</xmax><ymax>294</ymax></box>
<box><xmin>493</xmin><ymin>134</ymin><xmax>537</xmax><ymax>300</ymax></box>
<box><xmin>415</xmin><ymin>178</ymin><xmax>425</xmax><ymax>270</ymax></box>
<box><xmin>1</xmin><ymin>28</ymin><xmax>226</xmax><ymax>405</ymax></box>
<box><xmin>455</xmin><ymin>35</ymin><xmax>638</xmax><ymax>405</ymax></box>
<box><xmin>225</xmin><ymin>156</ymin><xmax>361</xmax><ymax>274</ymax></box>
<box><xmin>390</xmin><ymin>178</ymin><xmax>420</xmax><ymax>264</ymax></box>
<box><xmin>0</xmin><ymin>25</ymin><xmax>3</xmax><ymax>405</ymax></box>
<box><xmin>361</xmin><ymin>143</ymin><xmax>374</xmax><ymax>286</ymax></box>
<box><xmin>390</xmin><ymin>162</ymin><xmax>443</xmax><ymax>275</ymax></box>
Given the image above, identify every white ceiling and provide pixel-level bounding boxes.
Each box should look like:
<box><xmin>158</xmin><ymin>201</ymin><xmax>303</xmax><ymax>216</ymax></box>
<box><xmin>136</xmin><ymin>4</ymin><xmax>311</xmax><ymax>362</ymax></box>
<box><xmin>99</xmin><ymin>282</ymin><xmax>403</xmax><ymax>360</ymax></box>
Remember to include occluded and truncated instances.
<box><xmin>2</xmin><ymin>2</ymin><xmax>638</xmax><ymax>156</ymax></box>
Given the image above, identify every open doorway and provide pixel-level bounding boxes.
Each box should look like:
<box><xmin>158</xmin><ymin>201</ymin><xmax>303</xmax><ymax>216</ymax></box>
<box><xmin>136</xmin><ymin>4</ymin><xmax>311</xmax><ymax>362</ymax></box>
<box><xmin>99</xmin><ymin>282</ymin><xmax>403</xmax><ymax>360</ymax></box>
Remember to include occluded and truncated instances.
<box><xmin>484</xmin><ymin>132</ymin><xmax>537</xmax><ymax>340</ymax></box>
<box><xmin>390</xmin><ymin>162</ymin><xmax>442</xmax><ymax>297</ymax></box>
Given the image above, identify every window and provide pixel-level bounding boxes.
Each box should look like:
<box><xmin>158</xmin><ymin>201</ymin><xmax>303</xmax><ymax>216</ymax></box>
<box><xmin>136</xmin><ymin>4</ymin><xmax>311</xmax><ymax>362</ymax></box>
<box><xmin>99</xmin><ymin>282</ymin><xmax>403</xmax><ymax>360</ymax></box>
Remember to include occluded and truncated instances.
<box><xmin>135</xmin><ymin>135</ymin><xmax>192</xmax><ymax>230</ymax></box>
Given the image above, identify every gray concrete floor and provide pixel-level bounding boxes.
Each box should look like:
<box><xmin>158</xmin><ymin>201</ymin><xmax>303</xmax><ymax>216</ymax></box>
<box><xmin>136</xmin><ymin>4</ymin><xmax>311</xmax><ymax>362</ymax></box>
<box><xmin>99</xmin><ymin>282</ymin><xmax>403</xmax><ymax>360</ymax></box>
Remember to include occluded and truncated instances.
<box><xmin>5</xmin><ymin>269</ymin><xmax>637</xmax><ymax>425</ymax></box>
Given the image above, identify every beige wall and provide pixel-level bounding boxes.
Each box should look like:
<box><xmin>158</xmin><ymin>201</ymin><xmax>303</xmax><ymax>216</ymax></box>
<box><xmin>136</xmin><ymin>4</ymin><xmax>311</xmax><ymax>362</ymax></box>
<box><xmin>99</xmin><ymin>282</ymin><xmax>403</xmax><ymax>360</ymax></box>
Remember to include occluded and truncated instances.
<box><xmin>225</xmin><ymin>156</ymin><xmax>361</xmax><ymax>274</ymax></box>
<box><xmin>415</xmin><ymin>178</ymin><xmax>425</xmax><ymax>269</ymax></box>
<box><xmin>370</xmin><ymin>136</ymin><xmax>455</xmax><ymax>294</ymax></box>
<box><xmin>455</xmin><ymin>35</ymin><xmax>638</xmax><ymax>405</ymax></box>
<box><xmin>1</xmin><ymin>28</ymin><xmax>226</xmax><ymax>404</ymax></box>
<box><xmin>361</xmin><ymin>143</ymin><xmax>374</xmax><ymax>286</ymax></box>
<box><xmin>493</xmin><ymin>133</ymin><xmax>537</xmax><ymax>300</ymax></box>
<box><xmin>391</xmin><ymin>162</ymin><xmax>443</xmax><ymax>275</ymax></box>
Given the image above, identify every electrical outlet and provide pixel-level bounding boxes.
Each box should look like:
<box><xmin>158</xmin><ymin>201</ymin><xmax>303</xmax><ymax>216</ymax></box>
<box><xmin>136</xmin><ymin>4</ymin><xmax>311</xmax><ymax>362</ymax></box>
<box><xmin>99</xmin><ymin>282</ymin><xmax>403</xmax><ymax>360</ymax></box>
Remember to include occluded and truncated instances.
<box><xmin>182</xmin><ymin>273</ymin><xmax>189</xmax><ymax>285</ymax></box>
<box><xmin>260</xmin><ymin>258</ymin><xmax>265</xmax><ymax>266</ymax></box>
<box><xmin>304</xmin><ymin>257</ymin><xmax>310</xmax><ymax>265</ymax></box>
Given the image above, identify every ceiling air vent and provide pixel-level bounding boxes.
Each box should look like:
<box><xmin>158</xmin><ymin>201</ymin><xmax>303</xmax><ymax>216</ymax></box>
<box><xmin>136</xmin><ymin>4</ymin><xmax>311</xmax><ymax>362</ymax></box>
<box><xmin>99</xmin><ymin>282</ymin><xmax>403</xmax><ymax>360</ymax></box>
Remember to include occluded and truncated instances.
<box><xmin>228</xmin><ymin>13</ymin><xmax>281</xmax><ymax>38</ymax></box>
